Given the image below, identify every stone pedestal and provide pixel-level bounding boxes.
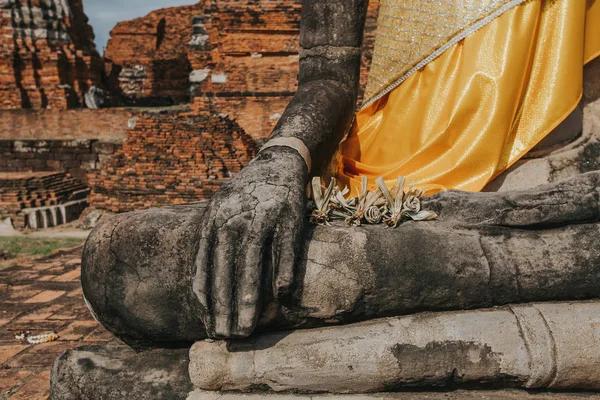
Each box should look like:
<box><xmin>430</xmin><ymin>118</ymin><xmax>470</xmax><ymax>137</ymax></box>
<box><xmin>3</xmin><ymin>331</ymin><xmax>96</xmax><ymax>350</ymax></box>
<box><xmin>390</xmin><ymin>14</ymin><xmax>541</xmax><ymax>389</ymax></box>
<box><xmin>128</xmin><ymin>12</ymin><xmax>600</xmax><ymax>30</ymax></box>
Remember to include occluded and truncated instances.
<box><xmin>52</xmin><ymin>301</ymin><xmax>600</xmax><ymax>399</ymax></box>
<box><xmin>188</xmin><ymin>301</ymin><xmax>600</xmax><ymax>394</ymax></box>
<box><xmin>50</xmin><ymin>346</ymin><xmax>193</xmax><ymax>400</ymax></box>
<box><xmin>187</xmin><ymin>392</ymin><xmax>600</xmax><ymax>400</ymax></box>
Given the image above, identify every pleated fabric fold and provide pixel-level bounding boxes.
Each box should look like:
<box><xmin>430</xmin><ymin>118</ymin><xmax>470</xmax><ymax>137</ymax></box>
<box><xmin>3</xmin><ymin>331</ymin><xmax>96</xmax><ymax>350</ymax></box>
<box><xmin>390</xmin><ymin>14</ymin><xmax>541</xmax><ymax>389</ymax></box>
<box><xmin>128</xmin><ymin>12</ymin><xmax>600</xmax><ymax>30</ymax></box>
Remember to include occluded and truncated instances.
<box><xmin>337</xmin><ymin>0</ymin><xmax>600</xmax><ymax>195</ymax></box>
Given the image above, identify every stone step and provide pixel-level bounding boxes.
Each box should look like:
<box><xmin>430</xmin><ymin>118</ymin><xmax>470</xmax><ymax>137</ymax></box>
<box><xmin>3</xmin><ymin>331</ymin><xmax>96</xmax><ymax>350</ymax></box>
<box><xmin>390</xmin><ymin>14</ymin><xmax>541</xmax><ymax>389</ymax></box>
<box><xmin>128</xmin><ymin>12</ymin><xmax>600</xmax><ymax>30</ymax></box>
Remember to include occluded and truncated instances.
<box><xmin>189</xmin><ymin>302</ymin><xmax>600</xmax><ymax>394</ymax></box>
<box><xmin>188</xmin><ymin>391</ymin><xmax>600</xmax><ymax>399</ymax></box>
<box><xmin>51</xmin><ymin>344</ymin><xmax>600</xmax><ymax>400</ymax></box>
<box><xmin>23</xmin><ymin>198</ymin><xmax>87</xmax><ymax>229</ymax></box>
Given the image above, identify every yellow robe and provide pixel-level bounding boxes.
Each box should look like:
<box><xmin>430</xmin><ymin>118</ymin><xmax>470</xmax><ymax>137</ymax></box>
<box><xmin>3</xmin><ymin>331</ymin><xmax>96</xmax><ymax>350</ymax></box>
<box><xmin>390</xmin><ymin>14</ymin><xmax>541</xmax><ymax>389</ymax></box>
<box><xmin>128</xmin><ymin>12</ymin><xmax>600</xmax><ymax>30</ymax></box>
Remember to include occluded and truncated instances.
<box><xmin>337</xmin><ymin>0</ymin><xmax>600</xmax><ymax>195</ymax></box>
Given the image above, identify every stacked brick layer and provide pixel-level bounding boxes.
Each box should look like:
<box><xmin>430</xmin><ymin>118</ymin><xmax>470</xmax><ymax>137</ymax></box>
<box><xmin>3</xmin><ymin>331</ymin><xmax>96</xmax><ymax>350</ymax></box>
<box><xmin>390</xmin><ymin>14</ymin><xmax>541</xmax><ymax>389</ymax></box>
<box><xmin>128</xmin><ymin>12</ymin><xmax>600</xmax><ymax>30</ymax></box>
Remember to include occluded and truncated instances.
<box><xmin>105</xmin><ymin>0</ymin><xmax>379</xmax><ymax>140</ymax></box>
<box><xmin>0</xmin><ymin>139</ymin><xmax>122</xmax><ymax>183</ymax></box>
<box><xmin>0</xmin><ymin>0</ymin><xmax>103</xmax><ymax>110</ymax></box>
<box><xmin>104</xmin><ymin>4</ymin><xmax>202</xmax><ymax>104</ymax></box>
<box><xmin>88</xmin><ymin>113</ymin><xmax>258</xmax><ymax>213</ymax></box>
<box><xmin>0</xmin><ymin>0</ymin><xmax>381</xmax><ymax>217</ymax></box>
<box><xmin>194</xmin><ymin>0</ymin><xmax>378</xmax><ymax>140</ymax></box>
<box><xmin>0</xmin><ymin>109</ymin><xmax>134</xmax><ymax>140</ymax></box>
<box><xmin>0</xmin><ymin>171</ymin><xmax>88</xmax><ymax>227</ymax></box>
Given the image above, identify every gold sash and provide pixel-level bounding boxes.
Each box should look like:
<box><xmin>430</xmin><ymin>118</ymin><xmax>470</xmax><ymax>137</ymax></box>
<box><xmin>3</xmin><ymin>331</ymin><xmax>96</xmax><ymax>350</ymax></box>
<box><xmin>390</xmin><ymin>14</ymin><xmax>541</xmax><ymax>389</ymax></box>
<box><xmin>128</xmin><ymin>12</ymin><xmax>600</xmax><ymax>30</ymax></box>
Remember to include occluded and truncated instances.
<box><xmin>338</xmin><ymin>0</ymin><xmax>600</xmax><ymax>194</ymax></box>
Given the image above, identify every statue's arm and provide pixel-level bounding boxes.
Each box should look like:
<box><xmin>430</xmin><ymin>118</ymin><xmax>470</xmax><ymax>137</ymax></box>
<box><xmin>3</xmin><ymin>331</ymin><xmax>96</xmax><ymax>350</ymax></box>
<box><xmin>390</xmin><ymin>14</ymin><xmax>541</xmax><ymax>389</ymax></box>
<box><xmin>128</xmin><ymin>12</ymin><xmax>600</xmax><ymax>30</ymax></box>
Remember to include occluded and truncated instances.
<box><xmin>193</xmin><ymin>0</ymin><xmax>369</xmax><ymax>340</ymax></box>
<box><xmin>268</xmin><ymin>0</ymin><xmax>369</xmax><ymax>174</ymax></box>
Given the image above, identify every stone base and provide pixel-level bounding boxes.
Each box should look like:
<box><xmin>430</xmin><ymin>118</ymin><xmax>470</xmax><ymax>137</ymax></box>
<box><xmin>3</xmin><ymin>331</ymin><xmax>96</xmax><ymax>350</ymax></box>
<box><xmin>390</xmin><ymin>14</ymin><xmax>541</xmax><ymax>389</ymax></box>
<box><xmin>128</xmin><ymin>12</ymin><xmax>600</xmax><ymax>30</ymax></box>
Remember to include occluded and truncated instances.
<box><xmin>51</xmin><ymin>343</ymin><xmax>600</xmax><ymax>400</ymax></box>
<box><xmin>50</xmin><ymin>345</ymin><xmax>193</xmax><ymax>400</ymax></box>
<box><xmin>188</xmin><ymin>391</ymin><xmax>600</xmax><ymax>399</ymax></box>
<box><xmin>189</xmin><ymin>301</ymin><xmax>600</xmax><ymax>394</ymax></box>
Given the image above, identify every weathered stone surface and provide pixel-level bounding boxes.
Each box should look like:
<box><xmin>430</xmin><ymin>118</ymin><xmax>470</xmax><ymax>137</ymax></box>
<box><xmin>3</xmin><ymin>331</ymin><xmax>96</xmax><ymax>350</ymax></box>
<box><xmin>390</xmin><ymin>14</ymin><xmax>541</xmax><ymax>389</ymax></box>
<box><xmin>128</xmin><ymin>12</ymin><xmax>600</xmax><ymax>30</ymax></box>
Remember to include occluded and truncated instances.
<box><xmin>189</xmin><ymin>301</ymin><xmax>600</xmax><ymax>393</ymax></box>
<box><xmin>189</xmin><ymin>0</ymin><xmax>373</xmax><ymax>340</ymax></box>
<box><xmin>50</xmin><ymin>345</ymin><xmax>193</xmax><ymax>400</ymax></box>
<box><xmin>0</xmin><ymin>171</ymin><xmax>88</xmax><ymax>229</ymax></box>
<box><xmin>82</xmin><ymin>170</ymin><xmax>600</xmax><ymax>344</ymax></box>
<box><xmin>584</xmin><ymin>56</ymin><xmax>600</xmax><ymax>105</ymax></box>
<box><xmin>86</xmin><ymin>113</ymin><xmax>258</xmax><ymax>213</ymax></box>
<box><xmin>49</xmin><ymin>344</ymin><xmax>600</xmax><ymax>400</ymax></box>
<box><xmin>186</xmin><ymin>392</ymin><xmax>600</xmax><ymax>400</ymax></box>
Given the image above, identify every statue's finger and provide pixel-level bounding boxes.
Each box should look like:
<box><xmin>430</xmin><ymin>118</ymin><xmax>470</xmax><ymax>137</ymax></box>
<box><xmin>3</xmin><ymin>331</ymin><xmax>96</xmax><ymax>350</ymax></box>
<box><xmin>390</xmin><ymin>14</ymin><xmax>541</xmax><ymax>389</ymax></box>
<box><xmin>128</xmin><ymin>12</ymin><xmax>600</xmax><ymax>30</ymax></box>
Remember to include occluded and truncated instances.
<box><xmin>210</xmin><ymin>228</ymin><xmax>238</xmax><ymax>338</ymax></box>
<box><xmin>273</xmin><ymin>205</ymin><xmax>303</xmax><ymax>298</ymax></box>
<box><xmin>233</xmin><ymin>238</ymin><xmax>264</xmax><ymax>338</ymax></box>
<box><xmin>192</xmin><ymin>218</ymin><xmax>216</xmax><ymax>327</ymax></box>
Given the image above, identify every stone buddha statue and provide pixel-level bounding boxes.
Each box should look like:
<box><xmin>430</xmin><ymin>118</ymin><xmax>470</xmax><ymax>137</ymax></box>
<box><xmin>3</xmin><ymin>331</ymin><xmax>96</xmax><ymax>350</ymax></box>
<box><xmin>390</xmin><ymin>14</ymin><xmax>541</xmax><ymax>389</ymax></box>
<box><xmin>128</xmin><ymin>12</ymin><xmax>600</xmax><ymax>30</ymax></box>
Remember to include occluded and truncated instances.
<box><xmin>52</xmin><ymin>0</ymin><xmax>600</xmax><ymax>398</ymax></box>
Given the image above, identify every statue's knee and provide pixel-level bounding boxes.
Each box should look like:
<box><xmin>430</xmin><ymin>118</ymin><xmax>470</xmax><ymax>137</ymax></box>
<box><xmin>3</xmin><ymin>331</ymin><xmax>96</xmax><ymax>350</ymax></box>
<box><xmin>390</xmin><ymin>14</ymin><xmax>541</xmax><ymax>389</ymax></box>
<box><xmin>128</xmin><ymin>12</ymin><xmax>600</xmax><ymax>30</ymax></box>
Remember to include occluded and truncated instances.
<box><xmin>81</xmin><ymin>205</ymin><xmax>208</xmax><ymax>344</ymax></box>
<box><xmin>81</xmin><ymin>212</ymin><xmax>134</xmax><ymax>338</ymax></box>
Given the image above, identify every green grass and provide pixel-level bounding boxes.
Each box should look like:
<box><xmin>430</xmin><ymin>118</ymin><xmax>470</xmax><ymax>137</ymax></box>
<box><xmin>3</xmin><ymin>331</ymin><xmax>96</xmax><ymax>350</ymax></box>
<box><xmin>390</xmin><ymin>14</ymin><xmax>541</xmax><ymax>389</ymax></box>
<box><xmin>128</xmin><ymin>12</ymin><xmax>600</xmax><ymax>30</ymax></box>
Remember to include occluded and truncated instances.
<box><xmin>0</xmin><ymin>237</ymin><xmax>84</xmax><ymax>257</ymax></box>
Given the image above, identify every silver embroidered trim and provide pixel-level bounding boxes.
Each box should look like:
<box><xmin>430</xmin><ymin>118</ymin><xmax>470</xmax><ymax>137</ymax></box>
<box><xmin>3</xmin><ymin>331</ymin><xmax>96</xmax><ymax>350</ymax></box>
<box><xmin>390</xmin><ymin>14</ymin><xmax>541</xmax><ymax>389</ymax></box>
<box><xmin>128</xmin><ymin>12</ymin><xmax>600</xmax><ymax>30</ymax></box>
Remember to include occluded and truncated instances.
<box><xmin>361</xmin><ymin>0</ymin><xmax>528</xmax><ymax>110</ymax></box>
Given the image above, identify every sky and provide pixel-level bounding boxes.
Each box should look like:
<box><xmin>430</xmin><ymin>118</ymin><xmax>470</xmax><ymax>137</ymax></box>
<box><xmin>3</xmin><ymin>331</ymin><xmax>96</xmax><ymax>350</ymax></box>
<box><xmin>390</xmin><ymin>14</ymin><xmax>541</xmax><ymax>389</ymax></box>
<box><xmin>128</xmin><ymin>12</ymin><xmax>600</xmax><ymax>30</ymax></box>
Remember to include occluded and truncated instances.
<box><xmin>83</xmin><ymin>0</ymin><xmax>196</xmax><ymax>54</ymax></box>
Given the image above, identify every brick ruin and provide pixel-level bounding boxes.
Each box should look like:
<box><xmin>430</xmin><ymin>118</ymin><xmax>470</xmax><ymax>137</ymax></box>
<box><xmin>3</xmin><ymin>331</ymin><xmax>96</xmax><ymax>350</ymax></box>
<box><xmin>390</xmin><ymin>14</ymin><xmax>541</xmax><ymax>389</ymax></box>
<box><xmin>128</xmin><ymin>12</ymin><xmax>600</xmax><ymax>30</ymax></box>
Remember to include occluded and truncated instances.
<box><xmin>1</xmin><ymin>0</ymin><xmax>378</xmax><ymax>118</ymax></box>
<box><xmin>104</xmin><ymin>4</ymin><xmax>202</xmax><ymax>105</ymax></box>
<box><xmin>105</xmin><ymin>0</ymin><xmax>379</xmax><ymax>140</ymax></box>
<box><xmin>87</xmin><ymin>113</ymin><xmax>258</xmax><ymax>213</ymax></box>
<box><xmin>0</xmin><ymin>108</ymin><xmax>134</xmax><ymax>140</ymax></box>
<box><xmin>0</xmin><ymin>0</ymin><xmax>104</xmax><ymax>110</ymax></box>
<box><xmin>0</xmin><ymin>137</ymin><xmax>123</xmax><ymax>182</ymax></box>
<box><xmin>0</xmin><ymin>0</ymin><xmax>380</xmax><ymax>227</ymax></box>
<box><xmin>187</xmin><ymin>0</ymin><xmax>302</xmax><ymax>141</ymax></box>
<box><xmin>0</xmin><ymin>171</ymin><xmax>89</xmax><ymax>229</ymax></box>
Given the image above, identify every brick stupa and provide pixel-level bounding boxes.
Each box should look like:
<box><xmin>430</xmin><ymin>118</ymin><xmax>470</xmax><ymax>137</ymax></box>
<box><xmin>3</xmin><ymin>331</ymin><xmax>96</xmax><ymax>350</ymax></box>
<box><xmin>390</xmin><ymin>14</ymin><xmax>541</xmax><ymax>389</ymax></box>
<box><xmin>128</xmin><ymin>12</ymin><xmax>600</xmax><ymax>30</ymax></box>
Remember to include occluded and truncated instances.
<box><xmin>0</xmin><ymin>0</ymin><xmax>104</xmax><ymax>110</ymax></box>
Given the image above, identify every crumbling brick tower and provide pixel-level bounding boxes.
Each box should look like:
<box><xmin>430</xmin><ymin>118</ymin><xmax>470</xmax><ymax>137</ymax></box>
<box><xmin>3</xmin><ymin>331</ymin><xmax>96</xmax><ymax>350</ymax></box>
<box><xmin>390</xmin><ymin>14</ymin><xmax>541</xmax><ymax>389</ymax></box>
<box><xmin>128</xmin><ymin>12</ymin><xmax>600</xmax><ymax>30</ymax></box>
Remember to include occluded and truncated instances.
<box><xmin>188</xmin><ymin>0</ymin><xmax>302</xmax><ymax>142</ymax></box>
<box><xmin>104</xmin><ymin>0</ymin><xmax>378</xmax><ymax>139</ymax></box>
<box><xmin>189</xmin><ymin>0</ymin><xmax>378</xmax><ymax>142</ymax></box>
<box><xmin>103</xmin><ymin>3</ymin><xmax>203</xmax><ymax>105</ymax></box>
<box><xmin>0</xmin><ymin>0</ymin><xmax>103</xmax><ymax>110</ymax></box>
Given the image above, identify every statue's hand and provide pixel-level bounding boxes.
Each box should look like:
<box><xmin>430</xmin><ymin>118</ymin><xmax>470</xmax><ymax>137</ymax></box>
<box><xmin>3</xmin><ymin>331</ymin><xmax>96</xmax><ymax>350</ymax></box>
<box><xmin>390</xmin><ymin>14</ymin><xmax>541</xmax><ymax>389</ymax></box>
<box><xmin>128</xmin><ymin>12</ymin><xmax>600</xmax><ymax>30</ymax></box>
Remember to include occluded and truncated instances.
<box><xmin>193</xmin><ymin>147</ymin><xmax>308</xmax><ymax>338</ymax></box>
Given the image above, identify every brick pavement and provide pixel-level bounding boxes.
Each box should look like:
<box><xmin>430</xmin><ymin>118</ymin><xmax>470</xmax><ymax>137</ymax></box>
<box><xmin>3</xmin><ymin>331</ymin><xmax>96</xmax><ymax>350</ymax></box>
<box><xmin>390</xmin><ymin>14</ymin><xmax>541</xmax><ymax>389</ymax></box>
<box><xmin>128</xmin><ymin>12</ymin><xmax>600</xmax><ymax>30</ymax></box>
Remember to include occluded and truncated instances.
<box><xmin>0</xmin><ymin>244</ymin><xmax>121</xmax><ymax>400</ymax></box>
<box><xmin>3</xmin><ymin>243</ymin><xmax>600</xmax><ymax>400</ymax></box>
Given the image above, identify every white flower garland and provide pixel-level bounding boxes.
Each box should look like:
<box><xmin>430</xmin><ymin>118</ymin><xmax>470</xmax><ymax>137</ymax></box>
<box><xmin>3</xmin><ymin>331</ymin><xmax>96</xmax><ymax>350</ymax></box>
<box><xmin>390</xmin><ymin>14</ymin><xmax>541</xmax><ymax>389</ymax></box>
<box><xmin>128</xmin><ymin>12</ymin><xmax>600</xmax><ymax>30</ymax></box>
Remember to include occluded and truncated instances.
<box><xmin>15</xmin><ymin>331</ymin><xmax>59</xmax><ymax>344</ymax></box>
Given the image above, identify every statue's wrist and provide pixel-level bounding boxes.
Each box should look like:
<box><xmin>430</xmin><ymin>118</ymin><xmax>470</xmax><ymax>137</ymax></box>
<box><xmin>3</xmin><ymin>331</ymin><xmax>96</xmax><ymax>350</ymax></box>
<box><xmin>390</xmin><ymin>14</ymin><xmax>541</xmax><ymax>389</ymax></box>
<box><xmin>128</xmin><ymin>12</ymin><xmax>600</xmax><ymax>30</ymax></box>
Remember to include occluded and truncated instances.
<box><xmin>258</xmin><ymin>137</ymin><xmax>312</xmax><ymax>173</ymax></box>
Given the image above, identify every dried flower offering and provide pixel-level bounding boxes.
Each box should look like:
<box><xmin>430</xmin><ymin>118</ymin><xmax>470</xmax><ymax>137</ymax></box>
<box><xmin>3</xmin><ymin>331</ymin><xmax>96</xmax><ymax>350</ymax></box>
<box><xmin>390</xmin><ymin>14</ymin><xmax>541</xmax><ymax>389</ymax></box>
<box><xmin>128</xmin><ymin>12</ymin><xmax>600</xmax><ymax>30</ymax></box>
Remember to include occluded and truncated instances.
<box><xmin>309</xmin><ymin>176</ymin><xmax>437</xmax><ymax>227</ymax></box>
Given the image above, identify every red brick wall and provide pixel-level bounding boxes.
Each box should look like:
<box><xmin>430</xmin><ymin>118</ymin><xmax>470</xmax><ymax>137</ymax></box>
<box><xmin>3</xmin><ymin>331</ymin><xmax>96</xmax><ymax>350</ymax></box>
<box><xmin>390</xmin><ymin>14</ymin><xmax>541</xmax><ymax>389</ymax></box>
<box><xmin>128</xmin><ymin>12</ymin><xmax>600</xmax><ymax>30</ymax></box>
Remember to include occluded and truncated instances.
<box><xmin>190</xmin><ymin>0</ymin><xmax>379</xmax><ymax>138</ymax></box>
<box><xmin>0</xmin><ymin>0</ymin><xmax>104</xmax><ymax>110</ymax></box>
<box><xmin>106</xmin><ymin>0</ymin><xmax>379</xmax><ymax>139</ymax></box>
<box><xmin>0</xmin><ymin>109</ymin><xmax>134</xmax><ymax>140</ymax></box>
<box><xmin>104</xmin><ymin>4</ymin><xmax>203</xmax><ymax>103</ymax></box>
<box><xmin>87</xmin><ymin>112</ymin><xmax>258</xmax><ymax>213</ymax></box>
<box><xmin>0</xmin><ymin>139</ymin><xmax>122</xmax><ymax>183</ymax></box>
<box><xmin>193</xmin><ymin>96</ymin><xmax>293</xmax><ymax>142</ymax></box>
<box><xmin>0</xmin><ymin>0</ymin><xmax>381</xmax><ymax>216</ymax></box>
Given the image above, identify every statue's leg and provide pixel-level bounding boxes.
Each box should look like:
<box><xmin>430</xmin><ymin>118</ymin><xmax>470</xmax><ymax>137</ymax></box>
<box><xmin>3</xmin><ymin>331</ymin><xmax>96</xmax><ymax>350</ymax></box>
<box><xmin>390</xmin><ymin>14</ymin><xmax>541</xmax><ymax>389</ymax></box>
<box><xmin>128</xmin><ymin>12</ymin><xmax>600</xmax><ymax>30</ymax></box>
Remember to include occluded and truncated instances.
<box><xmin>82</xmin><ymin>204</ymin><xmax>208</xmax><ymax>345</ymax></box>
<box><xmin>83</xmin><ymin>171</ymin><xmax>600</xmax><ymax>346</ymax></box>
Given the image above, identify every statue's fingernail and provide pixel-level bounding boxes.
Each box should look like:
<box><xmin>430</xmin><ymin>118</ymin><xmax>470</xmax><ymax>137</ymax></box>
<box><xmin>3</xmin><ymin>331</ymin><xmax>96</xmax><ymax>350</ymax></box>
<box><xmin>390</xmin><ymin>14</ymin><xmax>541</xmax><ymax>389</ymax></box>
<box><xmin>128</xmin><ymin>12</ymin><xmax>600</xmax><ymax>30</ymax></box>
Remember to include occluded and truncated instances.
<box><xmin>214</xmin><ymin>317</ymin><xmax>231</xmax><ymax>337</ymax></box>
<box><xmin>237</xmin><ymin>307</ymin><xmax>256</xmax><ymax>333</ymax></box>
